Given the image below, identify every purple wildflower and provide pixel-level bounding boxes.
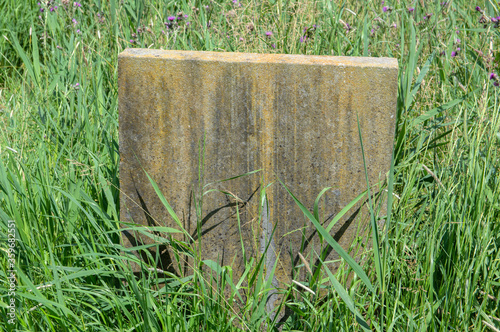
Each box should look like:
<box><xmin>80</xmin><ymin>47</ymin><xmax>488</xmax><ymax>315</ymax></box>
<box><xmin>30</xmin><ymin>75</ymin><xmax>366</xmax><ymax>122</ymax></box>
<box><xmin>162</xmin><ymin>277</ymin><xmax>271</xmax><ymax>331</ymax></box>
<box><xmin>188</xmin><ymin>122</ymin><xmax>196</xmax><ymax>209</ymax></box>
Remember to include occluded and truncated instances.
<box><xmin>490</xmin><ymin>73</ymin><xmax>497</xmax><ymax>80</ymax></box>
<box><xmin>37</xmin><ymin>2</ymin><xmax>41</xmax><ymax>5</ymax></box>
<box><xmin>451</xmin><ymin>51</ymin><xmax>457</xmax><ymax>57</ymax></box>
<box><xmin>76</xmin><ymin>29</ymin><xmax>81</xmax><ymax>34</ymax></box>
<box><xmin>239</xmin><ymin>37</ymin><xmax>244</xmax><ymax>41</ymax></box>
<box><xmin>456</xmin><ymin>47</ymin><xmax>461</xmax><ymax>51</ymax></box>
<box><xmin>371</xmin><ymin>28</ymin><xmax>375</xmax><ymax>33</ymax></box>
<box><xmin>186</xmin><ymin>21</ymin><xmax>190</xmax><ymax>26</ymax></box>
<box><xmin>168</xmin><ymin>16</ymin><xmax>175</xmax><ymax>21</ymax></box>
<box><xmin>300</xmin><ymin>36</ymin><xmax>306</xmax><ymax>43</ymax></box>
<box><xmin>408</xmin><ymin>7</ymin><xmax>415</xmax><ymax>12</ymax></box>
<box><xmin>72</xmin><ymin>18</ymin><xmax>78</xmax><ymax>26</ymax></box>
<box><xmin>74</xmin><ymin>2</ymin><xmax>82</xmax><ymax>7</ymax></box>
<box><xmin>494</xmin><ymin>81</ymin><xmax>500</xmax><ymax>87</ymax></box>
<box><xmin>392</xmin><ymin>23</ymin><xmax>397</xmax><ymax>28</ymax></box>
<box><xmin>456</xmin><ymin>38</ymin><xmax>461</xmax><ymax>43</ymax></box>
<box><xmin>265</xmin><ymin>31</ymin><xmax>273</xmax><ymax>37</ymax></box>
<box><xmin>383</xmin><ymin>6</ymin><xmax>388</xmax><ymax>12</ymax></box>
<box><xmin>271</xmin><ymin>43</ymin><xmax>276</xmax><ymax>49</ymax></box>
<box><xmin>130</xmin><ymin>39</ymin><xmax>135</xmax><ymax>43</ymax></box>
<box><xmin>74</xmin><ymin>83</ymin><xmax>80</xmax><ymax>89</ymax></box>
<box><xmin>475</xmin><ymin>6</ymin><xmax>481</xmax><ymax>12</ymax></box>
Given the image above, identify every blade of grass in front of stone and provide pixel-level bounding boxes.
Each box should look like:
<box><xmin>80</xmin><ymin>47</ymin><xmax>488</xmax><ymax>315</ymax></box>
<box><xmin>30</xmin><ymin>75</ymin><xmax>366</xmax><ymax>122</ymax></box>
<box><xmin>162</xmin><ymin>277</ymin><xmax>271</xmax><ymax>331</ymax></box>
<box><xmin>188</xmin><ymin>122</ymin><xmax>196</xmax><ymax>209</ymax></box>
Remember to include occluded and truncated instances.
<box><xmin>280</xmin><ymin>179</ymin><xmax>374</xmax><ymax>293</ymax></box>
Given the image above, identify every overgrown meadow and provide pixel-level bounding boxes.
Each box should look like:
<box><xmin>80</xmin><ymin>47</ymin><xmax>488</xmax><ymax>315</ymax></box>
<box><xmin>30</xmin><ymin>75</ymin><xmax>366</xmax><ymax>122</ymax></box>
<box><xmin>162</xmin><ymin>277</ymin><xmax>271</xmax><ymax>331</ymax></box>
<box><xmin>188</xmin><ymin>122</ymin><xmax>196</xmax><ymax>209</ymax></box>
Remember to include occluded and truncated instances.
<box><xmin>1</xmin><ymin>0</ymin><xmax>499</xmax><ymax>331</ymax></box>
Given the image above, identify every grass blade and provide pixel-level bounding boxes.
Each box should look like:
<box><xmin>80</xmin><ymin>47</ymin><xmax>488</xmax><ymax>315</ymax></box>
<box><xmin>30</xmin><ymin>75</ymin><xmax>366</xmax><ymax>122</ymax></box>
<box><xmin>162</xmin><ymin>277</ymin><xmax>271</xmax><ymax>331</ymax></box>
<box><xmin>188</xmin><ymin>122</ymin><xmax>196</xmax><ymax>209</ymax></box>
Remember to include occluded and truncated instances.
<box><xmin>279</xmin><ymin>179</ymin><xmax>374</xmax><ymax>293</ymax></box>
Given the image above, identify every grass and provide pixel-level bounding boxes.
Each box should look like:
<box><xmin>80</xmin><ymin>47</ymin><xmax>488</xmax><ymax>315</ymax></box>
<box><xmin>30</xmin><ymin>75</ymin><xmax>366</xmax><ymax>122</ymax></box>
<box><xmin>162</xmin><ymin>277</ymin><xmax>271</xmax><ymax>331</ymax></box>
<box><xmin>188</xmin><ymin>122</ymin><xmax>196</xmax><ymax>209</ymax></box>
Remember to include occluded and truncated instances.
<box><xmin>0</xmin><ymin>0</ymin><xmax>499</xmax><ymax>330</ymax></box>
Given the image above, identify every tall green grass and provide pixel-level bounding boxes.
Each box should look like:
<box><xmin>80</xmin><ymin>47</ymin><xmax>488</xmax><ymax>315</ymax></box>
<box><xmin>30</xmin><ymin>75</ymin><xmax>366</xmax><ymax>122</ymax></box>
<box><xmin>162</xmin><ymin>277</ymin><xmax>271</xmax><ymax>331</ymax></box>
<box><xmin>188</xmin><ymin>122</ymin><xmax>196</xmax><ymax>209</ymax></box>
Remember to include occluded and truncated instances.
<box><xmin>1</xmin><ymin>0</ymin><xmax>499</xmax><ymax>331</ymax></box>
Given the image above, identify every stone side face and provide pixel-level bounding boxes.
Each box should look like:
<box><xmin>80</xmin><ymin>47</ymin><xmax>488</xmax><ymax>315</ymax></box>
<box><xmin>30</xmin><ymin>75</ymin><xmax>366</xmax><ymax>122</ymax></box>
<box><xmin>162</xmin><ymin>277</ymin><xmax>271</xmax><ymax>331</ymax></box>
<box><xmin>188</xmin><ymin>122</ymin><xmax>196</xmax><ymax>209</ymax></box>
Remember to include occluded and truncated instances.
<box><xmin>119</xmin><ymin>49</ymin><xmax>398</xmax><ymax>286</ymax></box>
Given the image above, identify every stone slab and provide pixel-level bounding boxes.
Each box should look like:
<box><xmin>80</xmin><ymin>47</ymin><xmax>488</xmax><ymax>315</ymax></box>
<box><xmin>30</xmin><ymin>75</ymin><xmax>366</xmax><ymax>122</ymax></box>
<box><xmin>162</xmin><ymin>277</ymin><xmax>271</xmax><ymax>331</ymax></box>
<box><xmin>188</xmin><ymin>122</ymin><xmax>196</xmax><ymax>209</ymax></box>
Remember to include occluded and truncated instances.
<box><xmin>119</xmin><ymin>49</ymin><xmax>397</xmax><ymax>287</ymax></box>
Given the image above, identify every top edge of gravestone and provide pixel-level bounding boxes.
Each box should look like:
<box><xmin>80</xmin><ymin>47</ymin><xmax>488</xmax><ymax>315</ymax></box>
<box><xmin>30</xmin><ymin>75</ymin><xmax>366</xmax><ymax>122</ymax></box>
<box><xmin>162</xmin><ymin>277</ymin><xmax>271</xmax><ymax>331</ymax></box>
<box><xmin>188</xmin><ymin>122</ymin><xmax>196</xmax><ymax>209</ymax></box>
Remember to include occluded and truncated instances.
<box><xmin>119</xmin><ymin>48</ymin><xmax>397</xmax><ymax>68</ymax></box>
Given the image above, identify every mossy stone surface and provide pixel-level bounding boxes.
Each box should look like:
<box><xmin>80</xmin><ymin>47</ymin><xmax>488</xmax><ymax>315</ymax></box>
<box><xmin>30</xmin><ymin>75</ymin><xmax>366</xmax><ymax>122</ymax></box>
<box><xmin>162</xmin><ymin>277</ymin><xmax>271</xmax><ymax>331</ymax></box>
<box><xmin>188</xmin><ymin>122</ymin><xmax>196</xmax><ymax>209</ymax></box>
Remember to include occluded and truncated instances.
<box><xmin>119</xmin><ymin>49</ymin><xmax>397</xmax><ymax>285</ymax></box>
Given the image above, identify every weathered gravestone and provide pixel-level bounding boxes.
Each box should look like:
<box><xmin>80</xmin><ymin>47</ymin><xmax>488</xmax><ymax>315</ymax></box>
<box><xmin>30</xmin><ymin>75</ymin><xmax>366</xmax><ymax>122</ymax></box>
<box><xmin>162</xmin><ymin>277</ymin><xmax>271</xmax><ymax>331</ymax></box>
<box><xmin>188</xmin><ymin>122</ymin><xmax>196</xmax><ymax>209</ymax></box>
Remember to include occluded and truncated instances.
<box><xmin>119</xmin><ymin>49</ymin><xmax>397</xmax><ymax>289</ymax></box>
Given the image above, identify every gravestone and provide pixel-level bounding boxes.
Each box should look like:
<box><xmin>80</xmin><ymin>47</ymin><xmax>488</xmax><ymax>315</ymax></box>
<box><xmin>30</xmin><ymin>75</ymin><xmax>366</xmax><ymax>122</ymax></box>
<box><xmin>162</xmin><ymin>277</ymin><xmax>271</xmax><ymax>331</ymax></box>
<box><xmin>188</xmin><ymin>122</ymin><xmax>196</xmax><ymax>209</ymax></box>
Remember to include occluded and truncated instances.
<box><xmin>119</xmin><ymin>49</ymin><xmax>397</xmax><ymax>291</ymax></box>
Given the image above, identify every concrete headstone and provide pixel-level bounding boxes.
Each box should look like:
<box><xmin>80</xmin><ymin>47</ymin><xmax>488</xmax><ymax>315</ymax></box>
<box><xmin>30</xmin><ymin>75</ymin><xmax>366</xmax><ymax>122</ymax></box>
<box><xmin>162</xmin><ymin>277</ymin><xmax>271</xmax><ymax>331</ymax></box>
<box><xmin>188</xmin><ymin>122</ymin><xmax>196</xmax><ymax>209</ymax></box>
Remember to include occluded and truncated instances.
<box><xmin>119</xmin><ymin>49</ymin><xmax>397</xmax><ymax>289</ymax></box>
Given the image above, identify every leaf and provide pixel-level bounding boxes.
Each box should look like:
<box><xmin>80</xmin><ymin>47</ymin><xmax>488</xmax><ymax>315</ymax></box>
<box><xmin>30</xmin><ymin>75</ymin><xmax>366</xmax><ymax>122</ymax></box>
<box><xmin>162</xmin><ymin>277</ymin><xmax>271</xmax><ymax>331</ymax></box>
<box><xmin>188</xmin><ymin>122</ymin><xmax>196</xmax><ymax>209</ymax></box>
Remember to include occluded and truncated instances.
<box><xmin>410</xmin><ymin>51</ymin><xmax>435</xmax><ymax>98</ymax></box>
<box><xmin>144</xmin><ymin>171</ymin><xmax>193</xmax><ymax>242</ymax></box>
<box><xmin>410</xmin><ymin>90</ymin><xmax>477</xmax><ymax>127</ymax></box>
<box><xmin>9</xmin><ymin>32</ymin><xmax>38</xmax><ymax>86</ymax></box>
<box><xmin>279</xmin><ymin>180</ymin><xmax>374</xmax><ymax>292</ymax></box>
<box><xmin>313</xmin><ymin>187</ymin><xmax>331</xmax><ymax>223</ymax></box>
<box><xmin>320</xmin><ymin>256</ymin><xmax>371</xmax><ymax>331</ymax></box>
<box><xmin>326</xmin><ymin>190</ymin><xmax>367</xmax><ymax>233</ymax></box>
<box><xmin>357</xmin><ymin>116</ymin><xmax>382</xmax><ymax>289</ymax></box>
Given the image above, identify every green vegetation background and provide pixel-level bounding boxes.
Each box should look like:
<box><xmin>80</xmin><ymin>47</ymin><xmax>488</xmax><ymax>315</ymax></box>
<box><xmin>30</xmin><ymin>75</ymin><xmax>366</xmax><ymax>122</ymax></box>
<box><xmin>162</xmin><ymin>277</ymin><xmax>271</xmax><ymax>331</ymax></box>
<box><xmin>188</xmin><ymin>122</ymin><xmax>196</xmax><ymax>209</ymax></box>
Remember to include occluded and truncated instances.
<box><xmin>0</xmin><ymin>0</ymin><xmax>499</xmax><ymax>331</ymax></box>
